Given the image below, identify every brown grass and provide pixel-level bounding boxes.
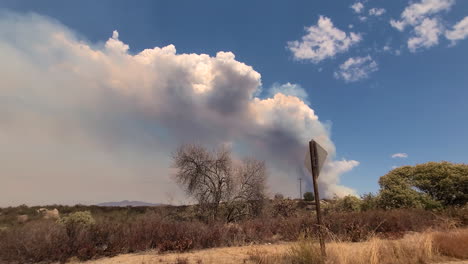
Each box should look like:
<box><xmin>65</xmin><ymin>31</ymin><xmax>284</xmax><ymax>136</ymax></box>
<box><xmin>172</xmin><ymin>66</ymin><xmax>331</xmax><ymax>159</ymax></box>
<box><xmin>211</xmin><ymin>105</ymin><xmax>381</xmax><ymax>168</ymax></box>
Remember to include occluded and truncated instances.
<box><xmin>325</xmin><ymin>232</ymin><xmax>436</xmax><ymax>264</ymax></box>
<box><xmin>174</xmin><ymin>257</ymin><xmax>189</xmax><ymax>264</ymax></box>
<box><xmin>248</xmin><ymin>248</ymin><xmax>290</xmax><ymax>264</ymax></box>
<box><xmin>70</xmin><ymin>229</ymin><xmax>468</xmax><ymax>264</ymax></box>
<box><xmin>433</xmin><ymin>229</ymin><xmax>468</xmax><ymax>259</ymax></box>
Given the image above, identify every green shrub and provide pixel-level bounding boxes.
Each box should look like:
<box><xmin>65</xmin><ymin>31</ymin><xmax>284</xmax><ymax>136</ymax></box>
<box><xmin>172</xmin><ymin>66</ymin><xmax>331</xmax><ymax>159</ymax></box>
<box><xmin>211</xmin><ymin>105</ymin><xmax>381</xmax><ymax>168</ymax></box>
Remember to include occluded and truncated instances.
<box><xmin>327</xmin><ymin>195</ymin><xmax>362</xmax><ymax>212</ymax></box>
<box><xmin>274</xmin><ymin>193</ymin><xmax>284</xmax><ymax>200</ymax></box>
<box><xmin>361</xmin><ymin>193</ymin><xmax>379</xmax><ymax>211</ymax></box>
<box><xmin>303</xmin><ymin>192</ymin><xmax>315</xmax><ymax>201</ymax></box>
<box><xmin>58</xmin><ymin>211</ymin><xmax>95</xmax><ymax>227</ymax></box>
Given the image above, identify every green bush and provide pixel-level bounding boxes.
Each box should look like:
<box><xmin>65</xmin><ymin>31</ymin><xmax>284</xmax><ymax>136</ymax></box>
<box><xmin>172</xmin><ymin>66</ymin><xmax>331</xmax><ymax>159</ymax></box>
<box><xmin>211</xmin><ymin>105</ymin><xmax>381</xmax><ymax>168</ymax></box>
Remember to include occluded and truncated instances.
<box><xmin>303</xmin><ymin>192</ymin><xmax>315</xmax><ymax>201</ymax></box>
<box><xmin>274</xmin><ymin>193</ymin><xmax>284</xmax><ymax>200</ymax></box>
<box><xmin>58</xmin><ymin>211</ymin><xmax>95</xmax><ymax>227</ymax></box>
<box><xmin>360</xmin><ymin>193</ymin><xmax>379</xmax><ymax>211</ymax></box>
<box><xmin>328</xmin><ymin>195</ymin><xmax>362</xmax><ymax>212</ymax></box>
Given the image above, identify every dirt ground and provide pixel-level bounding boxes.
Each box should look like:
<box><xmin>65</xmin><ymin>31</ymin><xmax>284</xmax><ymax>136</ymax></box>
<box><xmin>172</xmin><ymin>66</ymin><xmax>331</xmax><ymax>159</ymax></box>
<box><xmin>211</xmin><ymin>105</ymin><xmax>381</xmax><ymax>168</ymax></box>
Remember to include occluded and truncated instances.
<box><xmin>68</xmin><ymin>241</ymin><xmax>468</xmax><ymax>264</ymax></box>
<box><xmin>68</xmin><ymin>243</ymin><xmax>291</xmax><ymax>264</ymax></box>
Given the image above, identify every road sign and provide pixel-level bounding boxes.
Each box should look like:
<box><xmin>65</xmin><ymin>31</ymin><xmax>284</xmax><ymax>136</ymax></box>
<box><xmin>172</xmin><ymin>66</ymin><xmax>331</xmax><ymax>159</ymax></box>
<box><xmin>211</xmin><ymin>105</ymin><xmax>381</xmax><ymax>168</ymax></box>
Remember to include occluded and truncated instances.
<box><xmin>304</xmin><ymin>141</ymin><xmax>328</xmax><ymax>177</ymax></box>
<box><xmin>305</xmin><ymin>139</ymin><xmax>328</xmax><ymax>257</ymax></box>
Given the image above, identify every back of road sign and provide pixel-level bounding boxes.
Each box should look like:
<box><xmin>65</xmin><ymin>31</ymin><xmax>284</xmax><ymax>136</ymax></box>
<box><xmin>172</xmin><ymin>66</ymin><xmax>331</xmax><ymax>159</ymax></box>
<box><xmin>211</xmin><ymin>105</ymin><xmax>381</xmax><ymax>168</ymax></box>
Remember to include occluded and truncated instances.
<box><xmin>304</xmin><ymin>140</ymin><xmax>328</xmax><ymax>176</ymax></box>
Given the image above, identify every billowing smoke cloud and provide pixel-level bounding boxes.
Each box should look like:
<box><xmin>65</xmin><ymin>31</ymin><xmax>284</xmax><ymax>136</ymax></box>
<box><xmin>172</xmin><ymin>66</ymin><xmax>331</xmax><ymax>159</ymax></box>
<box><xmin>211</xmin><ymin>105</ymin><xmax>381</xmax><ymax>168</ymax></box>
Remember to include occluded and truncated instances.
<box><xmin>0</xmin><ymin>12</ymin><xmax>358</xmax><ymax>206</ymax></box>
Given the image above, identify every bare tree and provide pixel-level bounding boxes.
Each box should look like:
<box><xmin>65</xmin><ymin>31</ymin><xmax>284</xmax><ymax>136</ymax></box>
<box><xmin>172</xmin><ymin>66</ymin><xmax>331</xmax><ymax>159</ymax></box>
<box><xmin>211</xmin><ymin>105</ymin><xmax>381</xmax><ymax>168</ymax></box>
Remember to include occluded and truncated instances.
<box><xmin>225</xmin><ymin>158</ymin><xmax>267</xmax><ymax>221</ymax></box>
<box><xmin>173</xmin><ymin>144</ymin><xmax>267</xmax><ymax>221</ymax></box>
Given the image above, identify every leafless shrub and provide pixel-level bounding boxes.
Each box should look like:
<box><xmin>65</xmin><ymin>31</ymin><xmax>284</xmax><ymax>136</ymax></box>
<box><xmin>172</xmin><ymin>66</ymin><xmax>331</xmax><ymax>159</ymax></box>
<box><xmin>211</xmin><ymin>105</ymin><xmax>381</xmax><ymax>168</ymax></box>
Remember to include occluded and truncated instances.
<box><xmin>225</xmin><ymin>158</ymin><xmax>267</xmax><ymax>222</ymax></box>
<box><xmin>323</xmin><ymin>209</ymin><xmax>441</xmax><ymax>241</ymax></box>
<box><xmin>271</xmin><ymin>198</ymin><xmax>297</xmax><ymax>218</ymax></box>
<box><xmin>0</xmin><ymin>220</ymin><xmax>68</xmax><ymax>263</ymax></box>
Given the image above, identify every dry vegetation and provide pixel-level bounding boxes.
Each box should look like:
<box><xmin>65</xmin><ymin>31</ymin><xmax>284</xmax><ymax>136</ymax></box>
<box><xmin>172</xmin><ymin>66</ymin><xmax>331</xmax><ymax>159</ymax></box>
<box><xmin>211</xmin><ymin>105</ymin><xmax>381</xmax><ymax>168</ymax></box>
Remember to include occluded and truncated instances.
<box><xmin>258</xmin><ymin>229</ymin><xmax>468</xmax><ymax>264</ymax></box>
<box><xmin>66</xmin><ymin>229</ymin><xmax>468</xmax><ymax>264</ymax></box>
<box><xmin>0</xmin><ymin>203</ymin><xmax>467</xmax><ymax>264</ymax></box>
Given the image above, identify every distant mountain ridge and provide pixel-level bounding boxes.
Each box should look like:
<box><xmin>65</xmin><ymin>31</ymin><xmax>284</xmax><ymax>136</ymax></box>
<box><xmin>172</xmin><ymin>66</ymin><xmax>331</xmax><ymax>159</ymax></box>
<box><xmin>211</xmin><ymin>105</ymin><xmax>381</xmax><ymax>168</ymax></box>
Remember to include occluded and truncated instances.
<box><xmin>96</xmin><ymin>200</ymin><xmax>163</xmax><ymax>207</ymax></box>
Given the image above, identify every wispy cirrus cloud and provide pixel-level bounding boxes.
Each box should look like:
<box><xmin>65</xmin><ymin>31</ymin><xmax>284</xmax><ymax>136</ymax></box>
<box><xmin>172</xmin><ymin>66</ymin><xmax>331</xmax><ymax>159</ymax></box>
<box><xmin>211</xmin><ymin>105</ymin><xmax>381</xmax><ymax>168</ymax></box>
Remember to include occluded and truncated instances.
<box><xmin>391</xmin><ymin>153</ymin><xmax>409</xmax><ymax>158</ymax></box>
<box><xmin>287</xmin><ymin>16</ymin><xmax>362</xmax><ymax>63</ymax></box>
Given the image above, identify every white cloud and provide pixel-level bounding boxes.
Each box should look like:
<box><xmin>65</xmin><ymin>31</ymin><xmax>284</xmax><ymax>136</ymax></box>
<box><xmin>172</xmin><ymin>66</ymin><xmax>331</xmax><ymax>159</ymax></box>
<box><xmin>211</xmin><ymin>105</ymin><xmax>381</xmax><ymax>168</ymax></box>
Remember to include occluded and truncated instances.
<box><xmin>390</xmin><ymin>0</ymin><xmax>455</xmax><ymax>52</ymax></box>
<box><xmin>112</xmin><ymin>30</ymin><xmax>119</xmax><ymax>39</ymax></box>
<box><xmin>391</xmin><ymin>153</ymin><xmax>408</xmax><ymax>158</ymax></box>
<box><xmin>390</xmin><ymin>20</ymin><xmax>406</xmax><ymax>31</ymax></box>
<box><xmin>391</xmin><ymin>0</ymin><xmax>454</xmax><ymax>30</ymax></box>
<box><xmin>268</xmin><ymin>83</ymin><xmax>309</xmax><ymax>103</ymax></box>
<box><xmin>287</xmin><ymin>16</ymin><xmax>362</xmax><ymax>63</ymax></box>
<box><xmin>408</xmin><ymin>18</ymin><xmax>443</xmax><ymax>51</ymax></box>
<box><xmin>359</xmin><ymin>16</ymin><xmax>368</xmax><ymax>22</ymax></box>
<box><xmin>445</xmin><ymin>16</ymin><xmax>468</xmax><ymax>42</ymax></box>
<box><xmin>369</xmin><ymin>8</ymin><xmax>386</xmax><ymax>16</ymax></box>
<box><xmin>351</xmin><ymin>2</ymin><xmax>365</xmax><ymax>14</ymax></box>
<box><xmin>0</xmin><ymin>12</ymin><xmax>358</xmax><ymax>205</ymax></box>
<box><xmin>319</xmin><ymin>160</ymin><xmax>360</xmax><ymax>197</ymax></box>
<box><xmin>334</xmin><ymin>55</ymin><xmax>378</xmax><ymax>82</ymax></box>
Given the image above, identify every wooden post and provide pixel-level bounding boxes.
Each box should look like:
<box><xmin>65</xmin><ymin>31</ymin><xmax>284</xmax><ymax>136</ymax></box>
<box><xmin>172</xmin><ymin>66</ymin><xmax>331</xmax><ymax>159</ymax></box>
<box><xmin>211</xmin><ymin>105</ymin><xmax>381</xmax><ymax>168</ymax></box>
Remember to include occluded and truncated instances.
<box><xmin>309</xmin><ymin>140</ymin><xmax>326</xmax><ymax>257</ymax></box>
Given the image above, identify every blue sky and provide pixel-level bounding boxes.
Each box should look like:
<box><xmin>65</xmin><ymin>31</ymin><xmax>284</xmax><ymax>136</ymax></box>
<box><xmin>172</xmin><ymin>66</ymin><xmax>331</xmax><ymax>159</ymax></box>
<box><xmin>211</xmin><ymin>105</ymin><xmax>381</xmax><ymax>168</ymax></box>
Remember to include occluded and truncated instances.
<box><xmin>0</xmin><ymin>0</ymin><xmax>467</xmax><ymax>205</ymax></box>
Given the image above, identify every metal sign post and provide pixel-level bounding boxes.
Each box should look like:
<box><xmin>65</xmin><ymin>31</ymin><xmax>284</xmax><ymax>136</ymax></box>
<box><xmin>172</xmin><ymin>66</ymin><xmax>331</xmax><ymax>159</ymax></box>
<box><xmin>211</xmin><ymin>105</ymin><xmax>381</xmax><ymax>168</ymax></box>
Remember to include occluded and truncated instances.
<box><xmin>305</xmin><ymin>140</ymin><xmax>327</xmax><ymax>257</ymax></box>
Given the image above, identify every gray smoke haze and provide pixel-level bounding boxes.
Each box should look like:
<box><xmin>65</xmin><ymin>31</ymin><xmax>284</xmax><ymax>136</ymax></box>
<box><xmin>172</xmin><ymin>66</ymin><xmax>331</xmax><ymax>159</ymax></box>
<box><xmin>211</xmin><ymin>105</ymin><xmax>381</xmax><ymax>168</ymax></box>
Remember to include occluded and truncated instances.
<box><xmin>0</xmin><ymin>12</ymin><xmax>359</xmax><ymax>206</ymax></box>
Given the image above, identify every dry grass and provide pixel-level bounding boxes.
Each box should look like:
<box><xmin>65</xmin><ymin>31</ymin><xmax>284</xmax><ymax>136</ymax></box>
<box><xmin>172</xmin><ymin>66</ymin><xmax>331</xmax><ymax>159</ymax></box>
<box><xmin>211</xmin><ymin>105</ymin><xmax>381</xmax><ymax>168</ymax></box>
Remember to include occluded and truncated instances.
<box><xmin>71</xmin><ymin>229</ymin><xmax>468</xmax><ymax>264</ymax></box>
<box><xmin>323</xmin><ymin>229</ymin><xmax>467</xmax><ymax>264</ymax></box>
<box><xmin>247</xmin><ymin>248</ymin><xmax>290</xmax><ymax>264</ymax></box>
<box><xmin>287</xmin><ymin>239</ymin><xmax>324</xmax><ymax>264</ymax></box>
<box><xmin>325</xmin><ymin>232</ymin><xmax>435</xmax><ymax>264</ymax></box>
<box><xmin>69</xmin><ymin>243</ymin><xmax>292</xmax><ymax>264</ymax></box>
<box><xmin>433</xmin><ymin>229</ymin><xmax>468</xmax><ymax>259</ymax></box>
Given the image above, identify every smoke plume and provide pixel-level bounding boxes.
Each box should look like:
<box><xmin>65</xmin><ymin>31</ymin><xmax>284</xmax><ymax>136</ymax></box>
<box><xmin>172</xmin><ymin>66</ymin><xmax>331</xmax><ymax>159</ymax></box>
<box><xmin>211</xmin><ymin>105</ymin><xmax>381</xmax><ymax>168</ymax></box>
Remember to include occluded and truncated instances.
<box><xmin>0</xmin><ymin>12</ymin><xmax>358</xmax><ymax>206</ymax></box>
